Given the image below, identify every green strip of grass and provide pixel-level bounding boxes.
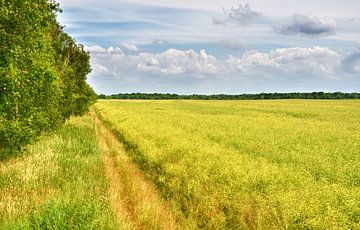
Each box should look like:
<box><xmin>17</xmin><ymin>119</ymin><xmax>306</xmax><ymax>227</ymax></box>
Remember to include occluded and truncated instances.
<box><xmin>0</xmin><ymin>114</ymin><xmax>117</xmax><ymax>229</ymax></box>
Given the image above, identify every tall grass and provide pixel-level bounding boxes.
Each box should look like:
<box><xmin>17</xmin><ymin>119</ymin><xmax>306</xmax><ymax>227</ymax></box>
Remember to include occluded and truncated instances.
<box><xmin>92</xmin><ymin>109</ymin><xmax>179</xmax><ymax>229</ymax></box>
<box><xmin>95</xmin><ymin>99</ymin><xmax>360</xmax><ymax>229</ymax></box>
<box><xmin>0</xmin><ymin>115</ymin><xmax>117</xmax><ymax>229</ymax></box>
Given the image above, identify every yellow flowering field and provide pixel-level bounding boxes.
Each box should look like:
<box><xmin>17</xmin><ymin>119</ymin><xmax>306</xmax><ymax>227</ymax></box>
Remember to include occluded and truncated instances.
<box><xmin>94</xmin><ymin>100</ymin><xmax>360</xmax><ymax>229</ymax></box>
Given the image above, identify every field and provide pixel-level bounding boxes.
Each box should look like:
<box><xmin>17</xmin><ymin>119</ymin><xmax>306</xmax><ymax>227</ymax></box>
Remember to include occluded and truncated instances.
<box><xmin>1</xmin><ymin>99</ymin><xmax>360</xmax><ymax>229</ymax></box>
<box><xmin>94</xmin><ymin>100</ymin><xmax>360</xmax><ymax>229</ymax></box>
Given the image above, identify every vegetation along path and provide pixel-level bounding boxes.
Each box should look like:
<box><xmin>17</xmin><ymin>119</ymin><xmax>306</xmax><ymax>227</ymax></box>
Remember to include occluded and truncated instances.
<box><xmin>0</xmin><ymin>110</ymin><xmax>178</xmax><ymax>229</ymax></box>
<box><xmin>92</xmin><ymin>109</ymin><xmax>178</xmax><ymax>229</ymax></box>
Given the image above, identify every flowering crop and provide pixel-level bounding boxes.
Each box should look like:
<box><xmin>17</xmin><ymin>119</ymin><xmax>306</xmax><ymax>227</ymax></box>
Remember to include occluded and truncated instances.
<box><xmin>95</xmin><ymin>100</ymin><xmax>360</xmax><ymax>229</ymax></box>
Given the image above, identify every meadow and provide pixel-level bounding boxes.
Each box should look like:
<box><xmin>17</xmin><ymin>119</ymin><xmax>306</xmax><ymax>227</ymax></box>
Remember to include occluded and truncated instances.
<box><xmin>0</xmin><ymin>112</ymin><xmax>176</xmax><ymax>229</ymax></box>
<box><xmin>95</xmin><ymin>100</ymin><xmax>360</xmax><ymax>229</ymax></box>
<box><xmin>0</xmin><ymin>114</ymin><xmax>117</xmax><ymax>229</ymax></box>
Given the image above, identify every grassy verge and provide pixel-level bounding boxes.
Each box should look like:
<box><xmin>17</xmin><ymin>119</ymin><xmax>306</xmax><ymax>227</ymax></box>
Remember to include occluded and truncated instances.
<box><xmin>92</xmin><ymin>109</ymin><xmax>179</xmax><ymax>229</ymax></box>
<box><xmin>0</xmin><ymin>114</ymin><xmax>117</xmax><ymax>229</ymax></box>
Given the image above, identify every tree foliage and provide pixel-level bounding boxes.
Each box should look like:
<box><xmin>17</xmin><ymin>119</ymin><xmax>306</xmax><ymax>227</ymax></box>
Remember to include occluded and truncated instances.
<box><xmin>103</xmin><ymin>92</ymin><xmax>360</xmax><ymax>100</ymax></box>
<box><xmin>0</xmin><ymin>0</ymin><xmax>96</xmax><ymax>150</ymax></box>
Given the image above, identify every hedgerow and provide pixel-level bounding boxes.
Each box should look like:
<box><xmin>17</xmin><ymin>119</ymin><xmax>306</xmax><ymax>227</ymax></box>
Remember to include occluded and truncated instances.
<box><xmin>0</xmin><ymin>0</ymin><xmax>96</xmax><ymax>150</ymax></box>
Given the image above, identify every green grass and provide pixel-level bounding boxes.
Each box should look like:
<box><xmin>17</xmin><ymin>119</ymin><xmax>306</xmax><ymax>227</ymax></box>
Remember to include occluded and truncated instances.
<box><xmin>0</xmin><ymin>114</ymin><xmax>117</xmax><ymax>229</ymax></box>
<box><xmin>95</xmin><ymin>99</ymin><xmax>360</xmax><ymax>229</ymax></box>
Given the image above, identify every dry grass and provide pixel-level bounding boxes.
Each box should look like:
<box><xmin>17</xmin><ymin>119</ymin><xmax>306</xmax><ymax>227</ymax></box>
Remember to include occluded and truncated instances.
<box><xmin>92</xmin><ymin>109</ymin><xmax>179</xmax><ymax>230</ymax></box>
<box><xmin>0</xmin><ymin>114</ymin><xmax>117</xmax><ymax>229</ymax></box>
<box><xmin>0</xmin><ymin>135</ymin><xmax>58</xmax><ymax>223</ymax></box>
<box><xmin>1</xmin><ymin>110</ymin><xmax>181</xmax><ymax>229</ymax></box>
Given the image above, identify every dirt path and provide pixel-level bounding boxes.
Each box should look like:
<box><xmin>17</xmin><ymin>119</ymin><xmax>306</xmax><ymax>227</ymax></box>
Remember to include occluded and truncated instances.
<box><xmin>91</xmin><ymin>109</ymin><xmax>178</xmax><ymax>230</ymax></box>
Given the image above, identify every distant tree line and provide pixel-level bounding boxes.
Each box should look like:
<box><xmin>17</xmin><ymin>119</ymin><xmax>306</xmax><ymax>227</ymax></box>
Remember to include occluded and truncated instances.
<box><xmin>0</xmin><ymin>0</ymin><xmax>96</xmax><ymax>150</ymax></box>
<box><xmin>98</xmin><ymin>92</ymin><xmax>360</xmax><ymax>100</ymax></box>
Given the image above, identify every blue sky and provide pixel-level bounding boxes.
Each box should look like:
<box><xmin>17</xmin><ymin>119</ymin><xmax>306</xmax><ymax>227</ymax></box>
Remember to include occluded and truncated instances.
<box><xmin>57</xmin><ymin>0</ymin><xmax>360</xmax><ymax>94</ymax></box>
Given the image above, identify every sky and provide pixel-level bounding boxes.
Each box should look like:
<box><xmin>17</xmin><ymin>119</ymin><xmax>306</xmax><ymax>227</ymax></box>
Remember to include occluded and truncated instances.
<box><xmin>57</xmin><ymin>0</ymin><xmax>360</xmax><ymax>94</ymax></box>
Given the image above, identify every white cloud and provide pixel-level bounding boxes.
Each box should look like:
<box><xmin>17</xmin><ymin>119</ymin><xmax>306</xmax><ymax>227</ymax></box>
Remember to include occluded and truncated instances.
<box><xmin>227</xmin><ymin>47</ymin><xmax>341</xmax><ymax>75</ymax></box>
<box><xmin>225</xmin><ymin>3</ymin><xmax>260</xmax><ymax>25</ymax></box>
<box><xmin>107</xmin><ymin>47</ymin><xmax>124</xmax><ymax>54</ymax></box>
<box><xmin>121</xmin><ymin>43</ymin><xmax>139</xmax><ymax>52</ymax></box>
<box><xmin>84</xmin><ymin>45</ymin><xmax>107</xmax><ymax>54</ymax></box>
<box><xmin>274</xmin><ymin>14</ymin><xmax>336</xmax><ymax>36</ymax></box>
<box><xmin>92</xmin><ymin>64</ymin><xmax>111</xmax><ymax>75</ymax></box>
<box><xmin>85</xmin><ymin>45</ymin><xmax>123</xmax><ymax>54</ymax></box>
<box><xmin>214</xmin><ymin>3</ymin><xmax>261</xmax><ymax>26</ymax></box>
<box><xmin>88</xmin><ymin>45</ymin><xmax>345</xmax><ymax>80</ymax></box>
<box><xmin>88</xmin><ymin>46</ymin><xmax>220</xmax><ymax>77</ymax></box>
<box><xmin>136</xmin><ymin>49</ymin><xmax>219</xmax><ymax>75</ymax></box>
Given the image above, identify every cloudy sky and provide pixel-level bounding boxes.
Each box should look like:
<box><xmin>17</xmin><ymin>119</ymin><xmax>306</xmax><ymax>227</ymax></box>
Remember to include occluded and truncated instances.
<box><xmin>57</xmin><ymin>0</ymin><xmax>360</xmax><ymax>94</ymax></box>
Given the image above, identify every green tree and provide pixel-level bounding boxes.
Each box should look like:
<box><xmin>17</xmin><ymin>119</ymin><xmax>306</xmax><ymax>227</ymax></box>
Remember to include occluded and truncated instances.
<box><xmin>0</xmin><ymin>0</ymin><xmax>96</xmax><ymax>150</ymax></box>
